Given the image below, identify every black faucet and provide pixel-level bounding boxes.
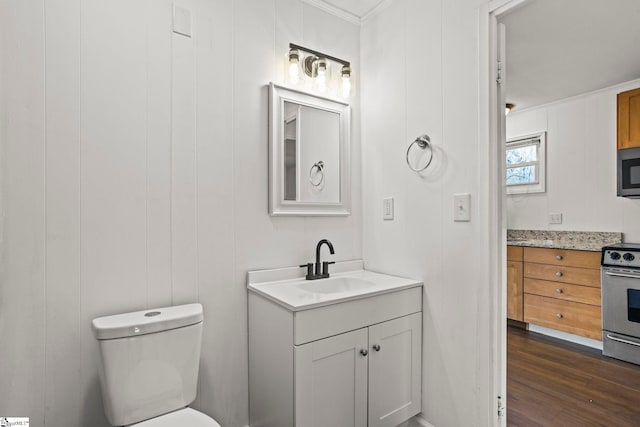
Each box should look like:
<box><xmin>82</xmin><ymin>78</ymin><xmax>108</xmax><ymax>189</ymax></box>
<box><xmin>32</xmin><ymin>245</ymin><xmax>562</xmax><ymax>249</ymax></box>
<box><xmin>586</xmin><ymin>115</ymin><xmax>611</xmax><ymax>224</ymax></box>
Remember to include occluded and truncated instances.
<box><xmin>300</xmin><ymin>239</ymin><xmax>335</xmax><ymax>280</ymax></box>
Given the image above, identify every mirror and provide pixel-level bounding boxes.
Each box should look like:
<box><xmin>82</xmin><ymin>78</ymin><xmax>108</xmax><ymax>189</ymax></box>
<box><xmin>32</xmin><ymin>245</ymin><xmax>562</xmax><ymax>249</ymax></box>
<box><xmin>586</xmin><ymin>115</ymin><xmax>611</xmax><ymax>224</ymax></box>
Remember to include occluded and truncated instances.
<box><xmin>269</xmin><ymin>83</ymin><xmax>351</xmax><ymax>216</ymax></box>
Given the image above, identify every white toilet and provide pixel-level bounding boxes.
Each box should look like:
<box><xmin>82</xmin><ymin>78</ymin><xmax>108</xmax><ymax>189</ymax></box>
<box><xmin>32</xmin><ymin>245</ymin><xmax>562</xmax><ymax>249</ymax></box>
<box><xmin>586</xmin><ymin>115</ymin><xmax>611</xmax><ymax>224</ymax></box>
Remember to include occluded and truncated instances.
<box><xmin>92</xmin><ymin>303</ymin><xmax>221</xmax><ymax>427</ymax></box>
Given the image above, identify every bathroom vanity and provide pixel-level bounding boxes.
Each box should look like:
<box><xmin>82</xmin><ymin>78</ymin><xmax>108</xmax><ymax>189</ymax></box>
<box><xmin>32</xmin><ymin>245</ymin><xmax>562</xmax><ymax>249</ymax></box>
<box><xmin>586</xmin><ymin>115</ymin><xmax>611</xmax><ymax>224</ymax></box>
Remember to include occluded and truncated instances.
<box><xmin>247</xmin><ymin>260</ymin><xmax>423</xmax><ymax>427</ymax></box>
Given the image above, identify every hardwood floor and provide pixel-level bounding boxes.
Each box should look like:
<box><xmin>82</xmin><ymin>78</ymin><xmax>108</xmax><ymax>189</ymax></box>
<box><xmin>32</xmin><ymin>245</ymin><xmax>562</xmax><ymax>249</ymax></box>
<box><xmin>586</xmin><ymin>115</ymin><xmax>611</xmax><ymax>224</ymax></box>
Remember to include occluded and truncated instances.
<box><xmin>507</xmin><ymin>326</ymin><xmax>640</xmax><ymax>427</ymax></box>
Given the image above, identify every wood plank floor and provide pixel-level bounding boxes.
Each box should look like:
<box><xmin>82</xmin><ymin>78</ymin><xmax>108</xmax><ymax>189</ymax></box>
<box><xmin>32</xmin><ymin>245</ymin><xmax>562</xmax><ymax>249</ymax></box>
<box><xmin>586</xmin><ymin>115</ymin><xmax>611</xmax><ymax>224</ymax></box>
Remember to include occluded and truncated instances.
<box><xmin>507</xmin><ymin>326</ymin><xmax>640</xmax><ymax>427</ymax></box>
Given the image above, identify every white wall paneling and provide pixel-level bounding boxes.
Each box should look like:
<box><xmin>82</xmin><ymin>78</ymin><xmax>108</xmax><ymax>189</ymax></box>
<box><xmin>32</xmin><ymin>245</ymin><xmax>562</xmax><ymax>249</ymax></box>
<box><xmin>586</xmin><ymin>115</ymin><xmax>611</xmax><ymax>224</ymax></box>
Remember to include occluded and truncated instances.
<box><xmin>361</xmin><ymin>0</ymin><xmax>493</xmax><ymax>426</ymax></box>
<box><xmin>506</xmin><ymin>79</ymin><xmax>640</xmax><ymax>242</ymax></box>
<box><xmin>0</xmin><ymin>1</ymin><xmax>361</xmax><ymax>426</ymax></box>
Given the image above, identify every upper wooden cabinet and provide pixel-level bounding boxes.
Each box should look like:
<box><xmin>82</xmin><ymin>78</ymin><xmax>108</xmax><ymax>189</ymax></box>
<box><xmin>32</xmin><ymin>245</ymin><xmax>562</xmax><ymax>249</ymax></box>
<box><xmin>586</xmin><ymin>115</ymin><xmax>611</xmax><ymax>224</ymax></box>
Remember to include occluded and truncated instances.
<box><xmin>618</xmin><ymin>87</ymin><xmax>640</xmax><ymax>150</ymax></box>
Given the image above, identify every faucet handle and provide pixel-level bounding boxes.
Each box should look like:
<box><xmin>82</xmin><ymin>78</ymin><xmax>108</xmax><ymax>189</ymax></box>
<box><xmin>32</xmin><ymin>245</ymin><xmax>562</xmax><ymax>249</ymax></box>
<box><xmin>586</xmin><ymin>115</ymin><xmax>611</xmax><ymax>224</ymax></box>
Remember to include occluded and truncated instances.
<box><xmin>322</xmin><ymin>261</ymin><xmax>336</xmax><ymax>275</ymax></box>
<box><xmin>300</xmin><ymin>263</ymin><xmax>314</xmax><ymax>279</ymax></box>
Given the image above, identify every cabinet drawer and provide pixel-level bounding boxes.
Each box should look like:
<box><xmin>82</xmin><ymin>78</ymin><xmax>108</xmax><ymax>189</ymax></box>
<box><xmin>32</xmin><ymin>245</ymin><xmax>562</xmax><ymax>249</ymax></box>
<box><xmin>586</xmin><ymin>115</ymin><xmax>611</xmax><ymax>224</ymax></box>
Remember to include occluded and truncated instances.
<box><xmin>524</xmin><ymin>262</ymin><xmax>600</xmax><ymax>288</ymax></box>
<box><xmin>507</xmin><ymin>245</ymin><xmax>523</xmax><ymax>262</ymax></box>
<box><xmin>294</xmin><ymin>287</ymin><xmax>422</xmax><ymax>345</ymax></box>
<box><xmin>524</xmin><ymin>278</ymin><xmax>601</xmax><ymax>306</ymax></box>
<box><xmin>523</xmin><ymin>247</ymin><xmax>600</xmax><ymax>269</ymax></box>
<box><xmin>524</xmin><ymin>294</ymin><xmax>602</xmax><ymax>340</ymax></box>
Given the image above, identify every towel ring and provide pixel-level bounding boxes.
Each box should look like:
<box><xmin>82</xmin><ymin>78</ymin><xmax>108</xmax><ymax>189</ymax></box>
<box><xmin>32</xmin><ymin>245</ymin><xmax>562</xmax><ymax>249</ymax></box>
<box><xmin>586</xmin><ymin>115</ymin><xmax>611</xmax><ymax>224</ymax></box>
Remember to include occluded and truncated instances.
<box><xmin>406</xmin><ymin>134</ymin><xmax>433</xmax><ymax>172</ymax></box>
<box><xmin>309</xmin><ymin>161</ymin><xmax>325</xmax><ymax>187</ymax></box>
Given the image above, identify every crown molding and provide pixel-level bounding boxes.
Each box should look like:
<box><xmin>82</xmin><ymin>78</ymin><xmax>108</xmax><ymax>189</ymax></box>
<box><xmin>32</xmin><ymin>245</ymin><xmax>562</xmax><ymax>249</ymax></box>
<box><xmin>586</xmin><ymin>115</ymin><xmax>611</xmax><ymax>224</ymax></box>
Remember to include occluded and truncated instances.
<box><xmin>301</xmin><ymin>0</ymin><xmax>362</xmax><ymax>26</ymax></box>
<box><xmin>361</xmin><ymin>0</ymin><xmax>395</xmax><ymax>23</ymax></box>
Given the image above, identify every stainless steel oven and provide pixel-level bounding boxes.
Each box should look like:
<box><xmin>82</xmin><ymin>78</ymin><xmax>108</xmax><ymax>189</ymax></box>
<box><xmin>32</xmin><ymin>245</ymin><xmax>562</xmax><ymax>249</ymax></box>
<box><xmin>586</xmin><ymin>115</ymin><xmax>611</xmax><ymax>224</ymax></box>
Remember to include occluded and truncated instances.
<box><xmin>602</xmin><ymin>244</ymin><xmax>640</xmax><ymax>365</ymax></box>
<box><xmin>617</xmin><ymin>147</ymin><xmax>640</xmax><ymax>198</ymax></box>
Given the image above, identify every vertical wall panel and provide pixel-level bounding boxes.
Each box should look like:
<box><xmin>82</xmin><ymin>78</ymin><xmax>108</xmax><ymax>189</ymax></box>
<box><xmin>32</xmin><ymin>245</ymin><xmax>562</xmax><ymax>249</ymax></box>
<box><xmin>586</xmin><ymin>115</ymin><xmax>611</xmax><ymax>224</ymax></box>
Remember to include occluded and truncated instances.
<box><xmin>80</xmin><ymin>0</ymin><xmax>149</xmax><ymax>425</ymax></box>
<box><xmin>0</xmin><ymin>1</ymin><xmax>46</xmax><ymax>425</ymax></box>
<box><xmin>192</xmin><ymin>0</ymin><xmax>242</xmax><ymax>423</ymax></box>
<box><xmin>146</xmin><ymin>0</ymin><xmax>174</xmax><ymax>308</ymax></box>
<box><xmin>44</xmin><ymin>0</ymin><xmax>82</xmax><ymax>425</ymax></box>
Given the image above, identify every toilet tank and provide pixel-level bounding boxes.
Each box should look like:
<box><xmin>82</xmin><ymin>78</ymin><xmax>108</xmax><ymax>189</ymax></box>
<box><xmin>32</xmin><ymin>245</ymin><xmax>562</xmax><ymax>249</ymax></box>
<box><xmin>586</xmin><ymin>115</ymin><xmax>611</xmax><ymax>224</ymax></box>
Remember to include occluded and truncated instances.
<box><xmin>92</xmin><ymin>303</ymin><xmax>203</xmax><ymax>427</ymax></box>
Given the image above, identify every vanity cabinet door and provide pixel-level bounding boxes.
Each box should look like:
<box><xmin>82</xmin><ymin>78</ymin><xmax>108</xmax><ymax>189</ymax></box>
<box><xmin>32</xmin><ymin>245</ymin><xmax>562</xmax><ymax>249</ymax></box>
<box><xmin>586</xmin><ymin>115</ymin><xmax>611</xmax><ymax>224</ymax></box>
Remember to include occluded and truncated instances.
<box><xmin>368</xmin><ymin>312</ymin><xmax>422</xmax><ymax>427</ymax></box>
<box><xmin>294</xmin><ymin>328</ymin><xmax>368</xmax><ymax>427</ymax></box>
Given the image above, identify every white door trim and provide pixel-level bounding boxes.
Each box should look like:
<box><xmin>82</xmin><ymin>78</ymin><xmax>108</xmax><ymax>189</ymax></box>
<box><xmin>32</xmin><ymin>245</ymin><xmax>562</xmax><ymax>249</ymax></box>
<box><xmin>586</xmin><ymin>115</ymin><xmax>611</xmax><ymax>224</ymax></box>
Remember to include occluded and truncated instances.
<box><xmin>479</xmin><ymin>1</ymin><xmax>531</xmax><ymax>425</ymax></box>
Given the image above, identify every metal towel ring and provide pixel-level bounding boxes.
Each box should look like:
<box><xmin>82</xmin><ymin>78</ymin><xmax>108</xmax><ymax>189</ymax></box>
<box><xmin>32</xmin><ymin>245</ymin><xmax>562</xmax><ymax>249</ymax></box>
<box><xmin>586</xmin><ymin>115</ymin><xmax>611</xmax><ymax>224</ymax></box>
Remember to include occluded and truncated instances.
<box><xmin>406</xmin><ymin>134</ymin><xmax>433</xmax><ymax>172</ymax></box>
<box><xmin>309</xmin><ymin>161</ymin><xmax>325</xmax><ymax>186</ymax></box>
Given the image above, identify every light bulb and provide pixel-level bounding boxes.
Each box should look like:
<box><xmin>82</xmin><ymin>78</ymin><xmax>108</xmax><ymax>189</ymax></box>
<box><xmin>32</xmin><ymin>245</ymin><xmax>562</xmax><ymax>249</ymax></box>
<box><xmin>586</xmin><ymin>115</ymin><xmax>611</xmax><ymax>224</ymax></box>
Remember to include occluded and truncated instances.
<box><xmin>341</xmin><ymin>66</ymin><xmax>351</xmax><ymax>97</ymax></box>
<box><xmin>289</xmin><ymin>60</ymin><xmax>299</xmax><ymax>83</ymax></box>
<box><xmin>288</xmin><ymin>49</ymin><xmax>300</xmax><ymax>84</ymax></box>
<box><xmin>316</xmin><ymin>59</ymin><xmax>327</xmax><ymax>92</ymax></box>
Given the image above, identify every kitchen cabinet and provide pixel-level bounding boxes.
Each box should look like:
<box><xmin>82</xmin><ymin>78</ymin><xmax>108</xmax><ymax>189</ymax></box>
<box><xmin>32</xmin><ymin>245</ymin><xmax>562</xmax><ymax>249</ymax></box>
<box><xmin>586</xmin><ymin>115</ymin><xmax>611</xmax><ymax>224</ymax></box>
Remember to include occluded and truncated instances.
<box><xmin>507</xmin><ymin>245</ymin><xmax>524</xmax><ymax>321</ymax></box>
<box><xmin>249</xmin><ymin>285</ymin><xmax>423</xmax><ymax>427</ymax></box>
<box><xmin>523</xmin><ymin>247</ymin><xmax>601</xmax><ymax>340</ymax></box>
<box><xmin>617</xmin><ymin>87</ymin><xmax>640</xmax><ymax>150</ymax></box>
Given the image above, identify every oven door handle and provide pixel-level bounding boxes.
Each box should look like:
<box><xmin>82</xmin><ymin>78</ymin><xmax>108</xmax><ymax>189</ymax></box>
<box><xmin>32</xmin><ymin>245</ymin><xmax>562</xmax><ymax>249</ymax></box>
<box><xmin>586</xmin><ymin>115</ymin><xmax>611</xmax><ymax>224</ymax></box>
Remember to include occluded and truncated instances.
<box><xmin>604</xmin><ymin>271</ymin><xmax>640</xmax><ymax>279</ymax></box>
<box><xmin>606</xmin><ymin>334</ymin><xmax>640</xmax><ymax>348</ymax></box>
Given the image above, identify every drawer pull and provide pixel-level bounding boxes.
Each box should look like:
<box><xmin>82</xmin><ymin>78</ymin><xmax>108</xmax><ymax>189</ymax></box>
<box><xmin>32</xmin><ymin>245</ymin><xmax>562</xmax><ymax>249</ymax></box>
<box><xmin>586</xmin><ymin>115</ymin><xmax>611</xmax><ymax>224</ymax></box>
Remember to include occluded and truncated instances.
<box><xmin>556</xmin><ymin>313</ymin><xmax>563</xmax><ymax>319</ymax></box>
<box><xmin>360</xmin><ymin>349</ymin><xmax>369</xmax><ymax>357</ymax></box>
<box><xmin>556</xmin><ymin>255</ymin><xmax>563</xmax><ymax>260</ymax></box>
<box><xmin>556</xmin><ymin>288</ymin><xmax>563</xmax><ymax>294</ymax></box>
<box><xmin>606</xmin><ymin>334</ymin><xmax>640</xmax><ymax>348</ymax></box>
<box><xmin>372</xmin><ymin>344</ymin><xmax>381</xmax><ymax>352</ymax></box>
<box><xmin>555</xmin><ymin>271</ymin><xmax>563</xmax><ymax>277</ymax></box>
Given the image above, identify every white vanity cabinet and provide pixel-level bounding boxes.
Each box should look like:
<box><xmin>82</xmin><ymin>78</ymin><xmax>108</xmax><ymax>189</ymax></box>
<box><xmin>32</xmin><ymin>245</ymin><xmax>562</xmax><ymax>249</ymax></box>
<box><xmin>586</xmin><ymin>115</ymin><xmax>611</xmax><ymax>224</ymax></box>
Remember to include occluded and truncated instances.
<box><xmin>248</xmin><ymin>281</ymin><xmax>423</xmax><ymax>427</ymax></box>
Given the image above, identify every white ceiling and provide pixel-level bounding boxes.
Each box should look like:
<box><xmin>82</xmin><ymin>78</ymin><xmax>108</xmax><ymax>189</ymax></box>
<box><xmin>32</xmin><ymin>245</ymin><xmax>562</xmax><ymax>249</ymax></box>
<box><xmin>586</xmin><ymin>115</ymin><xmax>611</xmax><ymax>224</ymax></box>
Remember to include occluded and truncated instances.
<box><xmin>315</xmin><ymin>0</ymin><xmax>386</xmax><ymax>19</ymax></box>
<box><xmin>501</xmin><ymin>0</ymin><xmax>640</xmax><ymax>111</ymax></box>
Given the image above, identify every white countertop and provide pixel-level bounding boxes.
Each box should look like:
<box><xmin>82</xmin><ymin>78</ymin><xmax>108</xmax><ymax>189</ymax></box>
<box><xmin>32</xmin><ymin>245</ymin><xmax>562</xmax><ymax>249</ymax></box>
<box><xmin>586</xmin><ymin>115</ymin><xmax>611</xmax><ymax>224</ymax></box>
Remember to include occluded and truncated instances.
<box><xmin>247</xmin><ymin>260</ymin><xmax>422</xmax><ymax>311</ymax></box>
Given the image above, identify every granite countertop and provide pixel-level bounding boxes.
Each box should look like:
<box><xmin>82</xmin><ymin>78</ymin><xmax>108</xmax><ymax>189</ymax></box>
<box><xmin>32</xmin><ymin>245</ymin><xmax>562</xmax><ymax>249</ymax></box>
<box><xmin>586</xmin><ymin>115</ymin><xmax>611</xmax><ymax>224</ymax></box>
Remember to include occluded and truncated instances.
<box><xmin>507</xmin><ymin>230</ymin><xmax>622</xmax><ymax>252</ymax></box>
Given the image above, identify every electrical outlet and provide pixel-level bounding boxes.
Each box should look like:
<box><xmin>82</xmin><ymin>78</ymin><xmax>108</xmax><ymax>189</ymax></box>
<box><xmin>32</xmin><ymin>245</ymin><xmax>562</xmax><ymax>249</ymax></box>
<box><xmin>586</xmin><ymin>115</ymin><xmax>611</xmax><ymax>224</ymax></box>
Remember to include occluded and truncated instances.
<box><xmin>548</xmin><ymin>213</ymin><xmax>563</xmax><ymax>224</ymax></box>
<box><xmin>383</xmin><ymin>197</ymin><xmax>394</xmax><ymax>220</ymax></box>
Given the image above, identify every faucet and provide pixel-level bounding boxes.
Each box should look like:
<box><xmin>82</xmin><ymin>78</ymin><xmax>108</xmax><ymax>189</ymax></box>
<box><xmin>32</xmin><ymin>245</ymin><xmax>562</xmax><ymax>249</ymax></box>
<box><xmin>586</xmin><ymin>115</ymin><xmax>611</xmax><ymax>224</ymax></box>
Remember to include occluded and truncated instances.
<box><xmin>300</xmin><ymin>239</ymin><xmax>335</xmax><ymax>280</ymax></box>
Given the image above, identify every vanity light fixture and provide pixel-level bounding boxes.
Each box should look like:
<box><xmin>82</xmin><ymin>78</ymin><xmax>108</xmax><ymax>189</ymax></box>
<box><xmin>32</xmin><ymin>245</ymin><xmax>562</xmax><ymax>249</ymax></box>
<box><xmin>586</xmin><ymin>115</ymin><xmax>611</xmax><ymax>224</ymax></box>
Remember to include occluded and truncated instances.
<box><xmin>505</xmin><ymin>103</ymin><xmax>515</xmax><ymax>115</ymax></box>
<box><xmin>287</xmin><ymin>43</ymin><xmax>352</xmax><ymax>97</ymax></box>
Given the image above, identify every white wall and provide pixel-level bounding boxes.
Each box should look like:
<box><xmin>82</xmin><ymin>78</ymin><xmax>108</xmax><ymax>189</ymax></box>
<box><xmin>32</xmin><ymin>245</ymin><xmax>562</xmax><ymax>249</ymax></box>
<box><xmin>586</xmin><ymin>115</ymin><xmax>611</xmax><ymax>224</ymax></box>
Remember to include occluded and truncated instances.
<box><xmin>360</xmin><ymin>0</ymin><xmax>492</xmax><ymax>426</ymax></box>
<box><xmin>506</xmin><ymin>79</ymin><xmax>640</xmax><ymax>242</ymax></box>
<box><xmin>0</xmin><ymin>1</ymin><xmax>361</xmax><ymax>426</ymax></box>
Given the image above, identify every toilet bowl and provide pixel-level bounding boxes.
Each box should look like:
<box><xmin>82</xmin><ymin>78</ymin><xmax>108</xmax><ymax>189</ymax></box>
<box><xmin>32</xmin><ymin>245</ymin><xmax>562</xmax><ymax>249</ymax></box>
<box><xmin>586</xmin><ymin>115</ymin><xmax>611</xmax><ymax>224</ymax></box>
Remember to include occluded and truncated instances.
<box><xmin>92</xmin><ymin>304</ymin><xmax>222</xmax><ymax>427</ymax></box>
<box><xmin>130</xmin><ymin>408</ymin><xmax>220</xmax><ymax>427</ymax></box>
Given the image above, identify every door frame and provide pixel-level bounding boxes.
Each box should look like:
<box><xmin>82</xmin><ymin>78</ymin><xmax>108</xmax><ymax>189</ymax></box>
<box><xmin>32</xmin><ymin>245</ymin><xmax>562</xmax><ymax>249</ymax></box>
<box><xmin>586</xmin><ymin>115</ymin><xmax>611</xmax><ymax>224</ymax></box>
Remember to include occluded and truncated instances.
<box><xmin>479</xmin><ymin>0</ymin><xmax>530</xmax><ymax>425</ymax></box>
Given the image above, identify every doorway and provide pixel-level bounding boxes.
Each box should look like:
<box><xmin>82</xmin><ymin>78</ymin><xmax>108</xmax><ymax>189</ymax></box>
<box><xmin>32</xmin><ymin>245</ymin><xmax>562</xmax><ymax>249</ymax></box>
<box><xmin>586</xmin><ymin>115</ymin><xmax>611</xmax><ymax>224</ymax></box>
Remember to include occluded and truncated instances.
<box><xmin>487</xmin><ymin>0</ymin><xmax>640</xmax><ymax>425</ymax></box>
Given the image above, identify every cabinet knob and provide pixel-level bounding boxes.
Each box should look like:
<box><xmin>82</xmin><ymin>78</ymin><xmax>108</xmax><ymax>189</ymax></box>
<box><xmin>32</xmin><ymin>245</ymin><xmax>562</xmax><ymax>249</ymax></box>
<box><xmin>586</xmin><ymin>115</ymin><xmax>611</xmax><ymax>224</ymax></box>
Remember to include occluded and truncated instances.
<box><xmin>372</xmin><ymin>344</ymin><xmax>381</xmax><ymax>352</ymax></box>
<box><xmin>556</xmin><ymin>288</ymin><xmax>563</xmax><ymax>294</ymax></box>
<box><xmin>555</xmin><ymin>271</ymin><xmax>563</xmax><ymax>277</ymax></box>
<box><xmin>556</xmin><ymin>313</ymin><xmax>563</xmax><ymax>319</ymax></box>
<box><xmin>556</xmin><ymin>255</ymin><xmax>563</xmax><ymax>260</ymax></box>
<box><xmin>360</xmin><ymin>349</ymin><xmax>368</xmax><ymax>357</ymax></box>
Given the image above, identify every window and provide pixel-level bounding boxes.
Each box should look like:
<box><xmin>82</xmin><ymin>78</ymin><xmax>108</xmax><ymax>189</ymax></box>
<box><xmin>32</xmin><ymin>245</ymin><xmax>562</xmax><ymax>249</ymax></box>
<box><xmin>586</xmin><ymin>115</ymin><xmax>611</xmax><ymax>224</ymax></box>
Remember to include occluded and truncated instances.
<box><xmin>506</xmin><ymin>131</ymin><xmax>546</xmax><ymax>194</ymax></box>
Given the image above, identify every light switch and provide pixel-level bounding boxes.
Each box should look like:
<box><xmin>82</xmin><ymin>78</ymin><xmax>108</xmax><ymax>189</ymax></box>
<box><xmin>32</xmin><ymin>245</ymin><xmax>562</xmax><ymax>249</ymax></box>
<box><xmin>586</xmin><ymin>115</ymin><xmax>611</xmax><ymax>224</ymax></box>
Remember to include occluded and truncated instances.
<box><xmin>383</xmin><ymin>197</ymin><xmax>394</xmax><ymax>220</ymax></box>
<box><xmin>453</xmin><ymin>193</ymin><xmax>470</xmax><ymax>222</ymax></box>
<box><xmin>173</xmin><ymin>4</ymin><xmax>192</xmax><ymax>37</ymax></box>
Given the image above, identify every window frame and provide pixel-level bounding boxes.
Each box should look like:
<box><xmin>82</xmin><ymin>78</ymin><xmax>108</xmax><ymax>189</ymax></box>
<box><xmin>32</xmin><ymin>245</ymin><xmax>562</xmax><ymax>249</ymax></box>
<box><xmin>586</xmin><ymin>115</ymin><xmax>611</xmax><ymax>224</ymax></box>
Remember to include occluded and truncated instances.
<box><xmin>505</xmin><ymin>131</ymin><xmax>546</xmax><ymax>195</ymax></box>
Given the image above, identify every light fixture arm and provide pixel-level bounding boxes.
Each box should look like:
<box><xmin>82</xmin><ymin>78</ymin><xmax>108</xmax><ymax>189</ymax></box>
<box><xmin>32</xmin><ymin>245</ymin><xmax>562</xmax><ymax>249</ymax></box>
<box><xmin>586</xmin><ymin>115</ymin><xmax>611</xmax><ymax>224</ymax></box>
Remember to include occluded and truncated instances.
<box><xmin>288</xmin><ymin>43</ymin><xmax>350</xmax><ymax>68</ymax></box>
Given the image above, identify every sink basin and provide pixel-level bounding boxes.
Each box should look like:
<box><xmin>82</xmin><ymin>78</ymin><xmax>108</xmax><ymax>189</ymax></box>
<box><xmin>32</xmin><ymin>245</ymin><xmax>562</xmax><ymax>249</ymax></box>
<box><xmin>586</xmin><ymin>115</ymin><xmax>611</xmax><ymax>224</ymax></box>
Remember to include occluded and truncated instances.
<box><xmin>247</xmin><ymin>260</ymin><xmax>423</xmax><ymax>311</ymax></box>
<box><xmin>296</xmin><ymin>277</ymin><xmax>375</xmax><ymax>294</ymax></box>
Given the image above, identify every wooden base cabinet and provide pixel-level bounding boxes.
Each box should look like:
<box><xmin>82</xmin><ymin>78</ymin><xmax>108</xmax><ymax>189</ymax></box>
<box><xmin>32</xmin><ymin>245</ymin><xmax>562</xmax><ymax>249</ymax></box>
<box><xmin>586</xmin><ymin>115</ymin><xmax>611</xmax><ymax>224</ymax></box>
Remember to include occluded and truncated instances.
<box><xmin>522</xmin><ymin>247</ymin><xmax>601</xmax><ymax>340</ymax></box>
<box><xmin>249</xmin><ymin>287</ymin><xmax>423</xmax><ymax>427</ymax></box>
<box><xmin>507</xmin><ymin>246</ymin><xmax>524</xmax><ymax>321</ymax></box>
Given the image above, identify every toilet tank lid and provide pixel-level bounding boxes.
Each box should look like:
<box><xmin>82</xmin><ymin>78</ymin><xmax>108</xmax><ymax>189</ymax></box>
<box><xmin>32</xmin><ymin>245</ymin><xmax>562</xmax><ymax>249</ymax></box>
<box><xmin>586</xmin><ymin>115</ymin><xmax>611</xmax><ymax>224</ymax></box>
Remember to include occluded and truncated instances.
<box><xmin>92</xmin><ymin>303</ymin><xmax>203</xmax><ymax>340</ymax></box>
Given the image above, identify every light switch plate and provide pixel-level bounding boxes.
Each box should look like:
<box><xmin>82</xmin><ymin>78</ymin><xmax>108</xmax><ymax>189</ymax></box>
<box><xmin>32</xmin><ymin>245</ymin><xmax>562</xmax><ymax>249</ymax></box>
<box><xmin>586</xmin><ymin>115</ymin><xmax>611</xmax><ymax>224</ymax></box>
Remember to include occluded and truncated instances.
<box><xmin>383</xmin><ymin>197</ymin><xmax>394</xmax><ymax>220</ymax></box>
<box><xmin>549</xmin><ymin>213</ymin><xmax>563</xmax><ymax>224</ymax></box>
<box><xmin>173</xmin><ymin>4</ymin><xmax>192</xmax><ymax>37</ymax></box>
<box><xmin>453</xmin><ymin>193</ymin><xmax>470</xmax><ymax>222</ymax></box>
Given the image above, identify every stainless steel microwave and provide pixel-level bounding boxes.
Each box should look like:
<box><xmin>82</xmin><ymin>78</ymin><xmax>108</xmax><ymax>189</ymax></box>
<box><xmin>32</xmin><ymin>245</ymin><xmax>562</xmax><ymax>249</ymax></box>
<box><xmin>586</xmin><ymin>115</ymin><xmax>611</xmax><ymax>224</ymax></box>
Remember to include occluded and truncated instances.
<box><xmin>618</xmin><ymin>147</ymin><xmax>640</xmax><ymax>198</ymax></box>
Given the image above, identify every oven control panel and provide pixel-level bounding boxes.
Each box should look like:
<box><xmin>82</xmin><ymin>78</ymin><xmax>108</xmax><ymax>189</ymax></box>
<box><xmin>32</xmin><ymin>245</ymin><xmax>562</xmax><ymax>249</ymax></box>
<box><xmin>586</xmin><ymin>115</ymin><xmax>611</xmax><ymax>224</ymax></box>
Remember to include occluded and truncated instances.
<box><xmin>603</xmin><ymin>248</ymin><xmax>640</xmax><ymax>269</ymax></box>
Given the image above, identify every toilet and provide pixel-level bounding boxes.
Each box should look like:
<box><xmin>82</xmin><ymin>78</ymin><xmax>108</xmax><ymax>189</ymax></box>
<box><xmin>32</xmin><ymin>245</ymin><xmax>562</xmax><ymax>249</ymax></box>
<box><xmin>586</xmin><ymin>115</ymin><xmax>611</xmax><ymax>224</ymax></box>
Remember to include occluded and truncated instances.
<box><xmin>92</xmin><ymin>303</ymin><xmax>221</xmax><ymax>427</ymax></box>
